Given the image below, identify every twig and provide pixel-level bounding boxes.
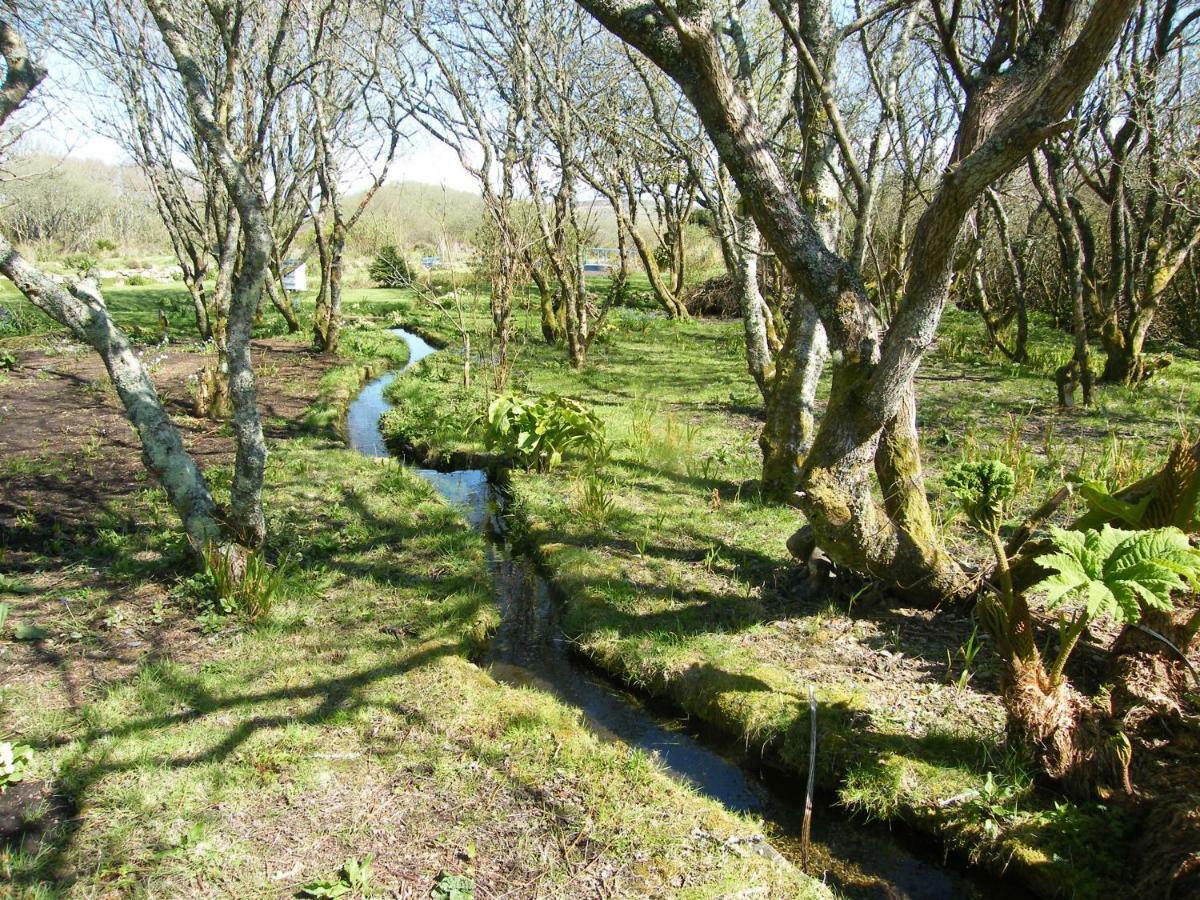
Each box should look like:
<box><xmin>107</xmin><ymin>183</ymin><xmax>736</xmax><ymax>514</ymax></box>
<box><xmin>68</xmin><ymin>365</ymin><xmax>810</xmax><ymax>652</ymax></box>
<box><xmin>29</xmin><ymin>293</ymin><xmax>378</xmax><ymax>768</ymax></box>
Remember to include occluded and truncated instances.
<box><xmin>801</xmin><ymin>685</ymin><xmax>816</xmax><ymax>870</ymax></box>
<box><xmin>1129</xmin><ymin>622</ymin><xmax>1200</xmax><ymax>686</ymax></box>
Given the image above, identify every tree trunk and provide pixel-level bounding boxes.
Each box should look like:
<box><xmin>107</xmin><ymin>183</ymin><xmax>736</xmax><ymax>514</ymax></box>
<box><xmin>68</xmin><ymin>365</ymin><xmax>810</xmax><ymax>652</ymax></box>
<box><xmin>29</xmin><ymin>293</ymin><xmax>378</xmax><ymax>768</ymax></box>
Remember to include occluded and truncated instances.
<box><xmin>492</xmin><ymin>221</ymin><xmax>515</xmax><ymax>390</ymax></box>
<box><xmin>312</xmin><ymin>207</ymin><xmax>333</xmax><ymax>351</ymax></box>
<box><xmin>759</xmin><ymin>297</ymin><xmax>826</xmax><ymax>502</ymax></box>
<box><xmin>324</xmin><ymin>224</ymin><xmax>346</xmax><ymax>353</ymax></box>
<box><xmin>266</xmin><ymin>260</ymin><xmax>300</xmax><ymax>333</ymax></box>
<box><xmin>0</xmin><ymin>235</ymin><xmax>224</xmax><ymax>553</ymax></box>
<box><xmin>729</xmin><ymin>215</ymin><xmax>774</xmax><ymax>398</ymax></box>
<box><xmin>626</xmin><ymin>216</ymin><xmax>687</xmax><ymax>318</ymax></box>
<box><xmin>529</xmin><ymin>264</ymin><xmax>559</xmax><ymax>343</ymax></box>
<box><xmin>184</xmin><ymin>276</ymin><xmax>211</xmax><ymax>342</ymax></box>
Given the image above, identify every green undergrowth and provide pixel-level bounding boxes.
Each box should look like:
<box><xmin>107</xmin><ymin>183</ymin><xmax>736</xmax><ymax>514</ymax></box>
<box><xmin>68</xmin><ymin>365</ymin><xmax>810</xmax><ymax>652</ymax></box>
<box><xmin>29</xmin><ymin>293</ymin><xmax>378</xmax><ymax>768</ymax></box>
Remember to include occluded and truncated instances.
<box><xmin>362</xmin><ymin>290</ymin><xmax>1199</xmax><ymax>897</ymax></box>
<box><xmin>302</xmin><ymin>325</ymin><xmax>411</xmax><ymax>437</ymax></box>
<box><xmin>1</xmin><ymin>440</ymin><xmax>822</xmax><ymax>897</ymax></box>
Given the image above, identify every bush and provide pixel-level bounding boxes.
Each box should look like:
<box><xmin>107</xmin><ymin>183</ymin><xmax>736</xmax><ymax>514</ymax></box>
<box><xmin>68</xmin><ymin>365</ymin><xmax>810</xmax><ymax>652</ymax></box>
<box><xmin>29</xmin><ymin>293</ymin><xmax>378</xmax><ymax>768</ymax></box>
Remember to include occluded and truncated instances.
<box><xmin>63</xmin><ymin>252</ymin><xmax>99</xmax><ymax>279</ymax></box>
<box><xmin>125</xmin><ymin>274</ymin><xmax>152</xmax><ymax>286</ymax></box>
<box><xmin>368</xmin><ymin>245</ymin><xmax>413</xmax><ymax>288</ymax></box>
<box><xmin>0</xmin><ymin>350</ymin><xmax>17</xmax><ymax>370</ymax></box>
<box><xmin>482</xmin><ymin>393</ymin><xmax>604</xmax><ymax>470</ymax></box>
<box><xmin>94</xmin><ymin>238</ymin><xmax>117</xmax><ymax>253</ymax></box>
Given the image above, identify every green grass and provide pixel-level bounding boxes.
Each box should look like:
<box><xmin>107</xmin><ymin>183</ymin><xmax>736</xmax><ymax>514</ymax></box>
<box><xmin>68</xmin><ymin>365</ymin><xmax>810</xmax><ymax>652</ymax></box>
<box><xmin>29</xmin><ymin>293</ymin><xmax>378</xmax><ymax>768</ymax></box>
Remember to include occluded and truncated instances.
<box><xmin>0</xmin><ymin>286</ymin><xmax>827</xmax><ymax>897</ymax></box>
<box><xmin>5</xmin><ymin>276</ymin><xmax>1195</xmax><ymax>896</ymax></box>
<box><xmin>360</xmin><ymin>287</ymin><xmax>1199</xmax><ymax>896</ymax></box>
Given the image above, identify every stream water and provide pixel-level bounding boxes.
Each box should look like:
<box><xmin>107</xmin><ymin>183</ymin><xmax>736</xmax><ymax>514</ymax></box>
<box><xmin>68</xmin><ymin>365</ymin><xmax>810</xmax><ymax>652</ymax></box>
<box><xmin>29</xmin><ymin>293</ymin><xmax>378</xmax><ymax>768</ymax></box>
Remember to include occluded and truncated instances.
<box><xmin>344</xmin><ymin>328</ymin><xmax>1013</xmax><ymax>899</ymax></box>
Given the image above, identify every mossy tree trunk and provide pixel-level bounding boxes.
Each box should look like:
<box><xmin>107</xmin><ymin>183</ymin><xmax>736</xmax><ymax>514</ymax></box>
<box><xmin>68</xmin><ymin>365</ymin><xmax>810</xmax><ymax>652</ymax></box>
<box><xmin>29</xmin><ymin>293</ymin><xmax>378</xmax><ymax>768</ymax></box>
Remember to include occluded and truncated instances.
<box><xmin>758</xmin><ymin>298</ymin><xmax>827</xmax><ymax>503</ymax></box>
<box><xmin>578</xmin><ymin>0</ymin><xmax>1136</xmax><ymax>605</ymax></box>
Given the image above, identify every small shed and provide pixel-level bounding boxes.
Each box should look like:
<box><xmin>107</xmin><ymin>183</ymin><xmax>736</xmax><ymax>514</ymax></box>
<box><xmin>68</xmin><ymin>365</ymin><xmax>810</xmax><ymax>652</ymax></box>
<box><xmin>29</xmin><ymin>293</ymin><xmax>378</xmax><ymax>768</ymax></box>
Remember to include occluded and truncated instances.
<box><xmin>282</xmin><ymin>260</ymin><xmax>307</xmax><ymax>292</ymax></box>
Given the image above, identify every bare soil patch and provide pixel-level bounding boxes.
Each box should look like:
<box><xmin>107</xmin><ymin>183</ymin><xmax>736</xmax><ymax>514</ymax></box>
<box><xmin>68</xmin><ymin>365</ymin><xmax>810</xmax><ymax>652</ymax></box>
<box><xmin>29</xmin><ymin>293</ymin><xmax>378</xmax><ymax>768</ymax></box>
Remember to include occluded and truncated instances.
<box><xmin>0</xmin><ymin>339</ymin><xmax>339</xmax><ymax>534</ymax></box>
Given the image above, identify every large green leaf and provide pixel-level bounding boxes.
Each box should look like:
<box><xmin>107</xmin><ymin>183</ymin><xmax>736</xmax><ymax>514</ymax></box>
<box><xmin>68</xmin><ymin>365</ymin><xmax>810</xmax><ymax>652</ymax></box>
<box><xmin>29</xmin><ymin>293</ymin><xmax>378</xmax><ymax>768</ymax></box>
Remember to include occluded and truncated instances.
<box><xmin>1034</xmin><ymin>524</ymin><xmax>1199</xmax><ymax>625</ymax></box>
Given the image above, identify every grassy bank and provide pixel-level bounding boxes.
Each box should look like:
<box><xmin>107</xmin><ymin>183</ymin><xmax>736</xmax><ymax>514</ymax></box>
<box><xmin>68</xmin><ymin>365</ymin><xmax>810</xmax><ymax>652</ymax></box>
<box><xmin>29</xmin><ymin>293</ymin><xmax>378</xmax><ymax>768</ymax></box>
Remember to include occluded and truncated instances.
<box><xmin>0</xmin><ymin>290</ymin><xmax>827</xmax><ymax>897</ymax></box>
<box><xmin>370</xmin><ymin>289</ymin><xmax>1199</xmax><ymax>897</ymax></box>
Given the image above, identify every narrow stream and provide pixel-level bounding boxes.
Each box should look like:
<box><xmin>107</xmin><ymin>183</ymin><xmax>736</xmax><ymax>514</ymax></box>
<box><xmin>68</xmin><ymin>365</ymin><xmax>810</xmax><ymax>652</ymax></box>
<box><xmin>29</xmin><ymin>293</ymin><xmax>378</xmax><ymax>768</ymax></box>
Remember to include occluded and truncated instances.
<box><xmin>345</xmin><ymin>328</ymin><xmax>1015</xmax><ymax>899</ymax></box>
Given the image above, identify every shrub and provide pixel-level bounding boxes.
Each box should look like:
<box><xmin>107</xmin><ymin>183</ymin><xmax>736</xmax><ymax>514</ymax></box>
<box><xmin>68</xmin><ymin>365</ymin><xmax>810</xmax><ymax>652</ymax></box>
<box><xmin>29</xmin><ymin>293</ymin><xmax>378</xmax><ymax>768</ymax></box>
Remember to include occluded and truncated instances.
<box><xmin>64</xmin><ymin>253</ymin><xmax>100</xmax><ymax>279</ymax></box>
<box><xmin>0</xmin><ymin>350</ymin><xmax>17</xmax><ymax>371</ymax></box>
<box><xmin>482</xmin><ymin>393</ymin><xmax>604</xmax><ymax>470</ymax></box>
<box><xmin>94</xmin><ymin>238</ymin><xmax>117</xmax><ymax>253</ymax></box>
<box><xmin>125</xmin><ymin>274</ymin><xmax>152</xmax><ymax>286</ymax></box>
<box><xmin>368</xmin><ymin>245</ymin><xmax>413</xmax><ymax>288</ymax></box>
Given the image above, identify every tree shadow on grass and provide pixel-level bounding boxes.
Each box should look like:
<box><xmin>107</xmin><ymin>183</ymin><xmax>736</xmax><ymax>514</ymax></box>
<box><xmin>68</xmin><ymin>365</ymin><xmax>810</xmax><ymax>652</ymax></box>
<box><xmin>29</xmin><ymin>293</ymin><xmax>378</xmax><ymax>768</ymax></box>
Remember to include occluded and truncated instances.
<box><xmin>15</xmin><ymin>637</ymin><xmax>453</xmax><ymax>894</ymax></box>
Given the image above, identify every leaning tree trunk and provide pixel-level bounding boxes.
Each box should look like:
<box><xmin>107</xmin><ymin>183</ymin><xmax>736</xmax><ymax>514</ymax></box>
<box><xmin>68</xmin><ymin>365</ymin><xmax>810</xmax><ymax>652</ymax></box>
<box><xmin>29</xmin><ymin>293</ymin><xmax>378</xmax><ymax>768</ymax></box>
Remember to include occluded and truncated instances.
<box><xmin>265</xmin><ymin>259</ymin><xmax>300</xmax><ymax>333</ymax></box>
<box><xmin>0</xmin><ymin>235</ymin><xmax>224</xmax><ymax>553</ymax></box>
<box><xmin>183</xmin><ymin>273</ymin><xmax>211</xmax><ymax>341</ymax></box>
<box><xmin>626</xmin><ymin>221</ymin><xmax>688</xmax><ymax>319</ymax></box>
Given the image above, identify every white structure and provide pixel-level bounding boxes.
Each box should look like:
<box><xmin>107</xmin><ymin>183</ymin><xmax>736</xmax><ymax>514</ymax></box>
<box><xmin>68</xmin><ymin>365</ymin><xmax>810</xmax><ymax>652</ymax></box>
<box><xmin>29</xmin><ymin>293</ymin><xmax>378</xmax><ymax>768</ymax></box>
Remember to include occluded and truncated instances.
<box><xmin>281</xmin><ymin>260</ymin><xmax>307</xmax><ymax>292</ymax></box>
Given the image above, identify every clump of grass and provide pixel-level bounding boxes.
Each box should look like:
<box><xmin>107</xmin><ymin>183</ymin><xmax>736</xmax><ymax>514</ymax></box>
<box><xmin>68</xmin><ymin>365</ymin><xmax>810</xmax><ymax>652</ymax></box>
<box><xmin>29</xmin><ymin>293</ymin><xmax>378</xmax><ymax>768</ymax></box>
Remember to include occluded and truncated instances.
<box><xmin>201</xmin><ymin>543</ymin><xmax>289</xmax><ymax>620</ymax></box>
<box><xmin>576</xmin><ymin>474</ymin><xmax>618</xmax><ymax>528</ymax></box>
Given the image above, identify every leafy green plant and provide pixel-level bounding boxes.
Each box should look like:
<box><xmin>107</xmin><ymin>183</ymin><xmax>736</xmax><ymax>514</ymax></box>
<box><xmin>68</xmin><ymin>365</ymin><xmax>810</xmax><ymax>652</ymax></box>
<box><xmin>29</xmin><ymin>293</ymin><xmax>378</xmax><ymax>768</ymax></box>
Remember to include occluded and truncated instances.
<box><xmin>945</xmin><ymin>459</ymin><xmax>1016</xmax><ymax>534</ymax></box>
<box><xmin>64</xmin><ymin>253</ymin><xmax>100</xmax><ymax>279</ymax></box>
<box><xmin>300</xmin><ymin>855</ymin><xmax>374</xmax><ymax>898</ymax></box>
<box><xmin>0</xmin><ymin>741</ymin><xmax>33</xmax><ymax>793</ymax></box>
<box><xmin>125</xmin><ymin>274</ymin><xmax>152</xmax><ymax>286</ymax></box>
<box><xmin>94</xmin><ymin>238</ymin><xmax>117</xmax><ymax>253</ymax></box>
<box><xmin>368</xmin><ymin>245</ymin><xmax>413</xmax><ymax>288</ymax></box>
<box><xmin>482</xmin><ymin>393</ymin><xmax>604</xmax><ymax>471</ymax></box>
<box><xmin>0</xmin><ymin>350</ymin><xmax>17</xmax><ymax>371</ymax></box>
<box><xmin>1032</xmin><ymin>524</ymin><xmax>1200</xmax><ymax>685</ymax></box>
<box><xmin>945</xmin><ymin>459</ymin><xmax>1018</xmax><ymax>614</ymax></box>
<box><xmin>431</xmin><ymin>871</ymin><xmax>475</xmax><ymax>900</ymax></box>
<box><xmin>201</xmin><ymin>544</ymin><xmax>289</xmax><ymax>621</ymax></box>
